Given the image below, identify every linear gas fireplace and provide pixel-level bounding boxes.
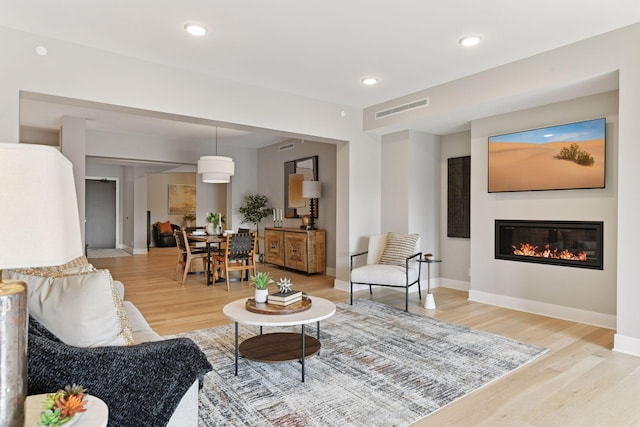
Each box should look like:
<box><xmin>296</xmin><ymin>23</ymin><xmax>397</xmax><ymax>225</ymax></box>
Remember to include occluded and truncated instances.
<box><xmin>495</xmin><ymin>220</ymin><xmax>603</xmax><ymax>270</ymax></box>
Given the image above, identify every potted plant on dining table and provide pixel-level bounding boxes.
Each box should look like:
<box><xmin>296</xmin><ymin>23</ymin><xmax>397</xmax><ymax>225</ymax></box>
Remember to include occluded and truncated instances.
<box><xmin>205</xmin><ymin>212</ymin><xmax>226</xmax><ymax>235</ymax></box>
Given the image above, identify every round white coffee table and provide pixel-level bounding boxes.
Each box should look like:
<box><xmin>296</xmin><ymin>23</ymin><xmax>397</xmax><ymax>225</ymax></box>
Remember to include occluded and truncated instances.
<box><xmin>24</xmin><ymin>394</ymin><xmax>108</xmax><ymax>427</ymax></box>
<box><xmin>223</xmin><ymin>296</ymin><xmax>336</xmax><ymax>382</ymax></box>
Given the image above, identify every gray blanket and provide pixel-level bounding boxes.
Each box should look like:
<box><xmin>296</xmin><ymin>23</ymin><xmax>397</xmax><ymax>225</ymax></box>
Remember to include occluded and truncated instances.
<box><xmin>27</xmin><ymin>316</ymin><xmax>212</xmax><ymax>427</ymax></box>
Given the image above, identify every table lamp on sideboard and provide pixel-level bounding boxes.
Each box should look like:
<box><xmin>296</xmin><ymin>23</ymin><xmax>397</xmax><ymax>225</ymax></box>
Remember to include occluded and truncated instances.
<box><xmin>301</xmin><ymin>180</ymin><xmax>322</xmax><ymax>230</ymax></box>
<box><xmin>0</xmin><ymin>143</ymin><xmax>83</xmax><ymax>427</ymax></box>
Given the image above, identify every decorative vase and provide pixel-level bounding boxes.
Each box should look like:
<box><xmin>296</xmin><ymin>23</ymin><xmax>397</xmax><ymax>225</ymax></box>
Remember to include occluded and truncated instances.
<box><xmin>216</xmin><ymin>224</ymin><xmax>222</xmax><ymax>236</ymax></box>
<box><xmin>255</xmin><ymin>288</ymin><xmax>268</xmax><ymax>303</ymax></box>
<box><xmin>206</xmin><ymin>223</ymin><xmax>215</xmax><ymax>235</ymax></box>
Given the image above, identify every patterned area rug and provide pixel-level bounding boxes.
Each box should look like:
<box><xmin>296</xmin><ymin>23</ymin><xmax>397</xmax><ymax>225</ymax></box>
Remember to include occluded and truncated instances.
<box><xmin>86</xmin><ymin>248</ymin><xmax>131</xmax><ymax>258</ymax></box>
<box><xmin>179</xmin><ymin>300</ymin><xmax>548</xmax><ymax>427</ymax></box>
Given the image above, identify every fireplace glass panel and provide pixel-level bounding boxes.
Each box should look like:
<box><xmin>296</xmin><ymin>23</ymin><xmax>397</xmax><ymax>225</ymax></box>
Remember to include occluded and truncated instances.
<box><xmin>495</xmin><ymin>220</ymin><xmax>603</xmax><ymax>270</ymax></box>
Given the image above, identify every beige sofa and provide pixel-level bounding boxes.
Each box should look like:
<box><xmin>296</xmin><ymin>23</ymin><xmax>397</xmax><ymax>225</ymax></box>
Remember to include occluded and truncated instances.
<box><xmin>4</xmin><ymin>258</ymin><xmax>202</xmax><ymax>426</ymax></box>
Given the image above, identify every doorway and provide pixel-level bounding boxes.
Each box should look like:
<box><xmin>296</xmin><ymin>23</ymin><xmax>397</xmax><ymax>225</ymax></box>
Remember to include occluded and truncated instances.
<box><xmin>85</xmin><ymin>178</ymin><xmax>118</xmax><ymax>249</ymax></box>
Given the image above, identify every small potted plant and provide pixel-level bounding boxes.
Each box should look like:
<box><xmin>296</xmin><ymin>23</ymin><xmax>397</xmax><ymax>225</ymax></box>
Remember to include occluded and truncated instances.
<box><xmin>205</xmin><ymin>212</ymin><xmax>226</xmax><ymax>235</ymax></box>
<box><xmin>250</xmin><ymin>271</ymin><xmax>273</xmax><ymax>303</ymax></box>
<box><xmin>182</xmin><ymin>214</ymin><xmax>196</xmax><ymax>228</ymax></box>
<box><xmin>39</xmin><ymin>384</ymin><xmax>88</xmax><ymax>426</ymax></box>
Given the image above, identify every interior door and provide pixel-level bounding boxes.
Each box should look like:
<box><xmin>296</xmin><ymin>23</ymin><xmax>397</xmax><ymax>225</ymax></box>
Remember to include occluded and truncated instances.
<box><xmin>86</xmin><ymin>179</ymin><xmax>116</xmax><ymax>249</ymax></box>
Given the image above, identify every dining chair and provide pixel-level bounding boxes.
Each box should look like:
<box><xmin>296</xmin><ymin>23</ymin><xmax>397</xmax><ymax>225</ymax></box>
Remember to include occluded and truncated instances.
<box><xmin>212</xmin><ymin>232</ymin><xmax>257</xmax><ymax>291</ymax></box>
<box><xmin>175</xmin><ymin>229</ymin><xmax>208</xmax><ymax>285</ymax></box>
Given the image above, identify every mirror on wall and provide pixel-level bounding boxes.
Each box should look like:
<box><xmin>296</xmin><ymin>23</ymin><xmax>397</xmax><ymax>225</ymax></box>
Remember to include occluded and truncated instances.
<box><xmin>284</xmin><ymin>155</ymin><xmax>318</xmax><ymax>218</ymax></box>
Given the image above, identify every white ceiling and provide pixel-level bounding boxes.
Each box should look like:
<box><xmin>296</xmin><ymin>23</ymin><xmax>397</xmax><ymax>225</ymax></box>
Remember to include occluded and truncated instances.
<box><xmin>4</xmin><ymin>1</ymin><xmax>640</xmax><ymax>149</ymax></box>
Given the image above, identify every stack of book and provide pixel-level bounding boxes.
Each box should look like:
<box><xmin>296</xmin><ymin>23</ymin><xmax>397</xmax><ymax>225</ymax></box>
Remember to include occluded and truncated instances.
<box><xmin>268</xmin><ymin>290</ymin><xmax>303</xmax><ymax>306</ymax></box>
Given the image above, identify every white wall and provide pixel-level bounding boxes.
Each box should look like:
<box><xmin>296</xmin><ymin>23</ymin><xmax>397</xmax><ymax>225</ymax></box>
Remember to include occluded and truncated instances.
<box><xmin>146</xmin><ymin>172</ymin><xmax>198</xmax><ymax>226</ymax></box>
<box><xmin>469</xmin><ymin>91</ymin><xmax>618</xmax><ymax>326</ymax></box>
<box><xmin>408</xmin><ymin>130</ymin><xmax>441</xmax><ymax>257</ymax></box>
<box><xmin>257</xmin><ymin>139</ymin><xmax>337</xmax><ymax>270</ymax></box>
<box><xmin>0</xmin><ymin>26</ymin><xmax>381</xmax><ymax>279</ymax></box>
<box><xmin>381</xmin><ymin>130</ymin><xmax>440</xmax><ymax>253</ymax></box>
<box><xmin>366</xmin><ymin>24</ymin><xmax>640</xmax><ymax>356</ymax></box>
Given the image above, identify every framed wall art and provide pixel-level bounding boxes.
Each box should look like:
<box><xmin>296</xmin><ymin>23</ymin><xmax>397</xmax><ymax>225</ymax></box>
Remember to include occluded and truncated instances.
<box><xmin>168</xmin><ymin>184</ymin><xmax>196</xmax><ymax>215</ymax></box>
<box><xmin>284</xmin><ymin>155</ymin><xmax>318</xmax><ymax>218</ymax></box>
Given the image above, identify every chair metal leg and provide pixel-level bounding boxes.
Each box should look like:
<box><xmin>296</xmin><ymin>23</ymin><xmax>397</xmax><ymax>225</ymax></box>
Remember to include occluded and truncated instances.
<box><xmin>369</xmin><ymin>285</ymin><xmax>372</xmax><ymax>295</ymax></box>
<box><xmin>350</xmin><ymin>282</ymin><xmax>353</xmax><ymax>305</ymax></box>
<box><xmin>405</xmin><ymin>287</ymin><xmax>409</xmax><ymax>312</ymax></box>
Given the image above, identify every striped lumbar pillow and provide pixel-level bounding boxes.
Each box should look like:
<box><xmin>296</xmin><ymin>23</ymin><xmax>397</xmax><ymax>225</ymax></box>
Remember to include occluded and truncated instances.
<box><xmin>379</xmin><ymin>232</ymin><xmax>419</xmax><ymax>267</ymax></box>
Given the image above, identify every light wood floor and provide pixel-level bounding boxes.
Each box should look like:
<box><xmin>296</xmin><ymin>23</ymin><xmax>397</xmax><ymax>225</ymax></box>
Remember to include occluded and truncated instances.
<box><xmin>91</xmin><ymin>248</ymin><xmax>640</xmax><ymax>426</ymax></box>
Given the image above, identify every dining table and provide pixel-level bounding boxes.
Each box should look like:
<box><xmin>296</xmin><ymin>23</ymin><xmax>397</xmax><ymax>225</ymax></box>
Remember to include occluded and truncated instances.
<box><xmin>188</xmin><ymin>233</ymin><xmax>225</xmax><ymax>285</ymax></box>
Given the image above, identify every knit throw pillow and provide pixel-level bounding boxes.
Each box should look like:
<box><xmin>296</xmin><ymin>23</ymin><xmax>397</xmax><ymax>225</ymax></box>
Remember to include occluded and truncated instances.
<box><xmin>379</xmin><ymin>232</ymin><xmax>419</xmax><ymax>267</ymax></box>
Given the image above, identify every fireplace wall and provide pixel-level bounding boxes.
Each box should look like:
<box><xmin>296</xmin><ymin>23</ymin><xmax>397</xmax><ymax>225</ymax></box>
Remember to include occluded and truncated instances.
<box><xmin>468</xmin><ymin>91</ymin><xmax>618</xmax><ymax>326</ymax></box>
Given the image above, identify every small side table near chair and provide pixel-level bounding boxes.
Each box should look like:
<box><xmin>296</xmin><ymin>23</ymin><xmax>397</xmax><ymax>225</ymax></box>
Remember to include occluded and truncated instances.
<box><xmin>418</xmin><ymin>257</ymin><xmax>442</xmax><ymax>309</ymax></box>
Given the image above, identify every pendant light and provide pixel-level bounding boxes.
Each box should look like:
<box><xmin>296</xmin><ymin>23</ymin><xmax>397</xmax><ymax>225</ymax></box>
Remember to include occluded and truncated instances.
<box><xmin>197</xmin><ymin>127</ymin><xmax>235</xmax><ymax>183</ymax></box>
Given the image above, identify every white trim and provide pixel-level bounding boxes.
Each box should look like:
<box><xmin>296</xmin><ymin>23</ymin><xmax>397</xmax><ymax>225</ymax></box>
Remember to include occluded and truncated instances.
<box><xmin>469</xmin><ymin>289</ymin><xmax>616</xmax><ymax>329</ymax></box>
<box><xmin>613</xmin><ymin>334</ymin><xmax>640</xmax><ymax>358</ymax></box>
<box><xmin>439</xmin><ymin>278</ymin><xmax>470</xmax><ymax>291</ymax></box>
<box><xmin>122</xmin><ymin>244</ymin><xmax>146</xmax><ymax>255</ymax></box>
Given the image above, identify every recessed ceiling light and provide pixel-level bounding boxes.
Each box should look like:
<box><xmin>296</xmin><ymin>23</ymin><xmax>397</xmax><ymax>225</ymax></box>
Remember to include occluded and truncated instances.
<box><xmin>458</xmin><ymin>35</ymin><xmax>481</xmax><ymax>47</ymax></box>
<box><xmin>361</xmin><ymin>77</ymin><xmax>377</xmax><ymax>86</ymax></box>
<box><xmin>35</xmin><ymin>45</ymin><xmax>48</xmax><ymax>56</ymax></box>
<box><xmin>184</xmin><ymin>23</ymin><xmax>207</xmax><ymax>36</ymax></box>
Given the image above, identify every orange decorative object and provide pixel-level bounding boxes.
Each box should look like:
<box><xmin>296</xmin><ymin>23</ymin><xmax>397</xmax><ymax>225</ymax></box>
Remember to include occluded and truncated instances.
<box><xmin>55</xmin><ymin>393</ymin><xmax>87</xmax><ymax>419</ymax></box>
<box><xmin>157</xmin><ymin>221</ymin><xmax>173</xmax><ymax>235</ymax></box>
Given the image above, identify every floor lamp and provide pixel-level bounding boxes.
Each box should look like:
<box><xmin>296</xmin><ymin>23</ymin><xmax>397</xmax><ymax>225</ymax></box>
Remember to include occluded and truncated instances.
<box><xmin>0</xmin><ymin>143</ymin><xmax>83</xmax><ymax>427</ymax></box>
<box><xmin>302</xmin><ymin>181</ymin><xmax>322</xmax><ymax>230</ymax></box>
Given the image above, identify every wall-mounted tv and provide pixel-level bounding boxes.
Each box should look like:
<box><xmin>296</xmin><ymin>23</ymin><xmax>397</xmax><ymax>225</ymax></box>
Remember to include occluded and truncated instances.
<box><xmin>488</xmin><ymin>118</ymin><xmax>606</xmax><ymax>193</ymax></box>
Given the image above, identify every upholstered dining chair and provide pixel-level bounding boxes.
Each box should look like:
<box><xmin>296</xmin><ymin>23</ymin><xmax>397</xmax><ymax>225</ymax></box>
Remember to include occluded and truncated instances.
<box><xmin>212</xmin><ymin>232</ymin><xmax>257</xmax><ymax>291</ymax></box>
<box><xmin>350</xmin><ymin>232</ymin><xmax>422</xmax><ymax>311</ymax></box>
<box><xmin>175</xmin><ymin>229</ymin><xmax>208</xmax><ymax>286</ymax></box>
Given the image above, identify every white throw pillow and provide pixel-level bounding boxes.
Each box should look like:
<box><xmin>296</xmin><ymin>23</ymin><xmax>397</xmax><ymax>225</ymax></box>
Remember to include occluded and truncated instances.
<box><xmin>5</xmin><ymin>269</ymin><xmax>134</xmax><ymax>347</ymax></box>
<box><xmin>379</xmin><ymin>232</ymin><xmax>419</xmax><ymax>267</ymax></box>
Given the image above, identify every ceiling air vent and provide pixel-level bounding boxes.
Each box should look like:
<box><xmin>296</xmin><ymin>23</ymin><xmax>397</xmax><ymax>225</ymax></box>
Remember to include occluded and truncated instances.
<box><xmin>374</xmin><ymin>97</ymin><xmax>429</xmax><ymax>120</ymax></box>
<box><xmin>279</xmin><ymin>142</ymin><xmax>295</xmax><ymax>151</ymax></box>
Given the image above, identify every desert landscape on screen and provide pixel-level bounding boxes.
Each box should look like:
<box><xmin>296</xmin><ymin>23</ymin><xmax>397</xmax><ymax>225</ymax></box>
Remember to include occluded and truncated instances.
<box><xmin>488</xmin><ymin>139</ymin><xmax>605</xmax><ymax>192</ymax></box>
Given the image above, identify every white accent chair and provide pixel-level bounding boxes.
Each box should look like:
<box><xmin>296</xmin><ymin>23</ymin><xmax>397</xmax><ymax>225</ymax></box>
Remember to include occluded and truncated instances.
<box><xmin>349</xmin><ymin>233</ymin><xmax>422</xmax><ymax>312</ymax></box>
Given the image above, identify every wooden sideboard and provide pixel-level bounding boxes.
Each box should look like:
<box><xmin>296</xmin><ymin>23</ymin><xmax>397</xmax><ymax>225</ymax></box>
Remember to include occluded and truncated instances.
<box><xmin>264</xmin><ymin>227</ymin><xmax>325</xmax><ymax>274</ymax></box>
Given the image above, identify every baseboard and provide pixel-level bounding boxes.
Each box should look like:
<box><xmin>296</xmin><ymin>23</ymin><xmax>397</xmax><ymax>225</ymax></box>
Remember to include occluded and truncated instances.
<box><xmin>469</xmin><ymin>289</ymin><xmax>616</xmax><ymax>329</ymax></box>
<box><xmin>613</xmin><ymin>334</ymin><xmax>640</xmax><ymax>358</ymax></box>
<box><xmin>124</xmin><ymin>245</ymin><xmax>147</xmax><ymax>255</ymax></box>
<box><xmin>439</xmin><ymin>278</ymin><xmax>470</xmax><ymax>292</ymax></box>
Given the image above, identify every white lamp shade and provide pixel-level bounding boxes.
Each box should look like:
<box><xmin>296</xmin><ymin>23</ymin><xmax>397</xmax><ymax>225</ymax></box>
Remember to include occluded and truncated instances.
<box><xmin>197</xmin><ymin>156</ymin><xmax>235</xmax><ymax>183</ymax></box>
<box><xmin>201</xmin><ymin>172</ymin><xmax>231</xmax><ymax>183</ymax></box>
<box><xmin>302</xmin><ymin>180</ymin><xmax>322</xmax><ymax>199</ymax></box>
<box><xmin>0</xmin><ymin>143</ymin><xmax>83</xmax><ymax>268</ymax></box>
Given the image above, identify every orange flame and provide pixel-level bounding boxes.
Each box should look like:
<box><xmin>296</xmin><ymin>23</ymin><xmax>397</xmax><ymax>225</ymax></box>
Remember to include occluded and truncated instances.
<box><xmin>512</xmin><ymin>243</ymin><xmax>587</xmax><ymax>261</ymax></box>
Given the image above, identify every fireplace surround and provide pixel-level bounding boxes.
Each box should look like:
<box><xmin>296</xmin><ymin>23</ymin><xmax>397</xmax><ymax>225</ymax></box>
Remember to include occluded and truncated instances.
<box><xmin>495</xmin><ymin>220</ymin><xmax>603</xmax><ymax>270</ymax></box>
